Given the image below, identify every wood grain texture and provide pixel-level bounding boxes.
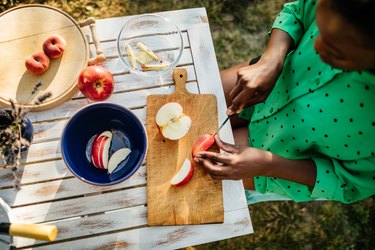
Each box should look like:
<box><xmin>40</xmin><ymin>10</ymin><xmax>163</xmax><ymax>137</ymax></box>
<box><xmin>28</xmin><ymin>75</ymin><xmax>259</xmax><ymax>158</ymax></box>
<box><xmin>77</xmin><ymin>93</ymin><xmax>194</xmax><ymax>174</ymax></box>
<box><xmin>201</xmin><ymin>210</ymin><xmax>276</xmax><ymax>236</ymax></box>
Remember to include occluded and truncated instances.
<box><xmin>146</xmin><ymin>68</ymin><xmax>223</xmax><ymax>226</ymax></box>
<box><xmin>0</xmin><ymin>4</ymin><xmax>89</xmax><ymax>111</ymax></box>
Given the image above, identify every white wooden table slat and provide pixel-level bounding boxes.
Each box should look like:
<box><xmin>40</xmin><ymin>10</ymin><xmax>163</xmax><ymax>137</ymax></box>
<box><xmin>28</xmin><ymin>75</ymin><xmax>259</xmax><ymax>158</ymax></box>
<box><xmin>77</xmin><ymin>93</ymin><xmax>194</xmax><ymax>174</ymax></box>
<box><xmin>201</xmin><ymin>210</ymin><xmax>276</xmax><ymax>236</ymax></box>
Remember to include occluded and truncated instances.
<box><xmin>14</xmin><ymin>205</ymin><xmax>148</xmax><ymax>248</ymax></box>
<box><xmin>102</xmin><ymin>46</ymin><xmax>193</xmax><ymax>77</ymax></box>
<box><xmin>0</xmin><ymin>166</ymin><xmax>146</xmax><ymax>207</ymax></box>
<box><xmin>28</xmin><ymin>80</ymin><xmax>198</xmax><ymax>123</ymax></box>
<box><xmin>82</xmin><ymin>8</ymin><xmax>209</xmax><ymax>43</ymax></box>
<box><xmin>188</xmin><ymin>20</ymin><xmax>250</xmax><ymax>217</ymax></box>
<box><xmin>93</xmin><ymin>31</ymin><xmax>189</xmax><ymax>59</ymax></box>
<box><xmin>0</xmin><ymin>7</ymin><xmax>253</xmax><ymax>249</ymax></box>
<box><xmin>31</xmin><ymin>208</ymin><xmax>252</xmax><ymax>250</ymax></box>
<box><xmin>11</xmin><ymin>187</ymin><xmax>147</xmax><ymax>224</ymax></box>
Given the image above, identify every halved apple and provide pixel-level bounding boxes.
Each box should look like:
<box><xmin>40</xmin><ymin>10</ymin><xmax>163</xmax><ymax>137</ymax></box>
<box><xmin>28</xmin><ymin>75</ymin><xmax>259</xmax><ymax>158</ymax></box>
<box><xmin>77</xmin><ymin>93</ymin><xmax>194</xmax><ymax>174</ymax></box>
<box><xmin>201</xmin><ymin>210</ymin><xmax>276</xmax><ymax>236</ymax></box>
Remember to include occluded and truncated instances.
<box><xmin>107</xmin><ymin>147</ymin><xmax>132</xmax><ymax>174</ymax></box>
<box><xmin>155</xmin><ymin>102</ymin><xmax>192</xmax><ymax>140</ymax></box>
<box><xmin>191</xmin><ymin>133</ymin><xmax>215</xmax><ymax>158</ymax></box>
<box><xmin>170</xmin><ymin>158</ymin><xmax>194</xmax><ymax>187</ymax></box>
<box><xmin>91</xmin><ymin>131</ymin><xmax>112</xmax><ymax>169</ymax></box>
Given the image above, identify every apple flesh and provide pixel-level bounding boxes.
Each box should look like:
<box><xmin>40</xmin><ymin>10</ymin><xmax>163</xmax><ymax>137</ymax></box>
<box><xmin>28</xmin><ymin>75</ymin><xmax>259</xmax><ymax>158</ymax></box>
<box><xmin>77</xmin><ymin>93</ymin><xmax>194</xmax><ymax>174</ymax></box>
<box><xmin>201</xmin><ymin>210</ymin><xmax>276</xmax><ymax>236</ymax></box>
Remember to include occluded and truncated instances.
<box><xmin>191</xmin><ymin>133</ymin><xmax>215</xmax><ymax>158</ymax></box>
<box><xmin>155</xmin><ymin>102</ymin><xmax>192</xmax><ymax>140</ymax></box>
<box><xmin>25</xmin><ymin>51</ymin><xmax>50</xmax><ymax>75</ymax></box>
<box><xmin>170</xmin><ymin>158</ymin><xmax>194</xmax><ymax>187</ymax></box>
<box><xmin>107</xmin><ymin>147</ymin><xmax>131</xmax><ymax>174</ymax></box>
<box><xmin>78</xmin><ymin>66</ymin><xmax>114</xmax><ymax>101</ymax></box>
<box><xmin>43</xmin><ymin>35</ymin><xmax>66</xmax><ymax>59</ymax></box>
<box><xmin>91</xmin><ymin>131</ymin><xmax>112</xmax><ymax>169</ymax></box>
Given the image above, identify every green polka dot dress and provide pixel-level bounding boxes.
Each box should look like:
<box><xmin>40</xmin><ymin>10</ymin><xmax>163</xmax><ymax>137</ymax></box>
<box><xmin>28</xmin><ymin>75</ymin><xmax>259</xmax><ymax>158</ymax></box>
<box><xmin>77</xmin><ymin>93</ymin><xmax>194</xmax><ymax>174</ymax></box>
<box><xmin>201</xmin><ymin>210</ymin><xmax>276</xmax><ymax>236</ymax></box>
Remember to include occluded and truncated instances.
<box><xmin>240</xmin><ymin>0</ymin><xmax>375</xmax><ymax>204</ymax></box>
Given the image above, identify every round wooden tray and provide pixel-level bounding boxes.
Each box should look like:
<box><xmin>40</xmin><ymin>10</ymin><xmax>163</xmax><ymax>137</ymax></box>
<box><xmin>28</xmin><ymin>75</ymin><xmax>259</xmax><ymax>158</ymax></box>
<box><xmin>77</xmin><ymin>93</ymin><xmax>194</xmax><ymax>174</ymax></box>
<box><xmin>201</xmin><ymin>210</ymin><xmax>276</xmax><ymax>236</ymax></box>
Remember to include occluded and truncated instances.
<box><xmin>0</xmin><ymin>4</ymin><xmax>89</xmax><ymax>111</ymax></box>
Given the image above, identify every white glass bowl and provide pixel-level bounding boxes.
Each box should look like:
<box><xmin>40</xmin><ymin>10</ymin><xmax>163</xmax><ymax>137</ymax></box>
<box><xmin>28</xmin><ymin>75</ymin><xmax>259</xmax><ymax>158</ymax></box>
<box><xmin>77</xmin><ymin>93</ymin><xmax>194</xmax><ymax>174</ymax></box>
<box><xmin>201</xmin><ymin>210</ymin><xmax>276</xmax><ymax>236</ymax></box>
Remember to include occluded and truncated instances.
<box><xmin>117</xmin><ymin>14</ymin><xmax>183</xmax><ymax>78</ymax></box>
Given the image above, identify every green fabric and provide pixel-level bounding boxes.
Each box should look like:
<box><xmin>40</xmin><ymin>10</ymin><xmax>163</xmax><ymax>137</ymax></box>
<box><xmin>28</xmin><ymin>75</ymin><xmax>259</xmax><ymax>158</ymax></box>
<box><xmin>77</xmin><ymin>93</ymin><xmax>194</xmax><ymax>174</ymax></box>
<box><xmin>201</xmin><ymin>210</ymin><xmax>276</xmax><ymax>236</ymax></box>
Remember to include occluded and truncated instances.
<box><xmin>240</xmin><ymin>0</ymin><xmax>375</xmax><ymax>204</ymax></box>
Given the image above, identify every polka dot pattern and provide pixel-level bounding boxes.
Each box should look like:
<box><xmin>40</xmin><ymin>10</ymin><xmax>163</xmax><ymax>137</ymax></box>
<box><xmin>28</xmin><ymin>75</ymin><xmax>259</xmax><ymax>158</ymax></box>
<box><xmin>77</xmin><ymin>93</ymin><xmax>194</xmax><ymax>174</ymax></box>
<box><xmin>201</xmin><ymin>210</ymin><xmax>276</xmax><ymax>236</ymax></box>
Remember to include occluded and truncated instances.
<box><xmin>241</xmin><ymin>0</ymin><xmax>375</xmax><ymax>204</ymax></box>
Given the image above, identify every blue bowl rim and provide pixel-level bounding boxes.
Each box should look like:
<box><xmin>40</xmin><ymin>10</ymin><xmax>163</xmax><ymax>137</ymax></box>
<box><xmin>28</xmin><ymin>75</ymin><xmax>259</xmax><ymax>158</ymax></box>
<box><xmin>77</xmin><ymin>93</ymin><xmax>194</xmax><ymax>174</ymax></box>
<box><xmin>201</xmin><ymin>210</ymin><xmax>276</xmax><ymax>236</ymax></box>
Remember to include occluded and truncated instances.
<box><xmin>61</xmin><ymin>102</ymin><xmax>148</xmax><ymax>186</ymax></box>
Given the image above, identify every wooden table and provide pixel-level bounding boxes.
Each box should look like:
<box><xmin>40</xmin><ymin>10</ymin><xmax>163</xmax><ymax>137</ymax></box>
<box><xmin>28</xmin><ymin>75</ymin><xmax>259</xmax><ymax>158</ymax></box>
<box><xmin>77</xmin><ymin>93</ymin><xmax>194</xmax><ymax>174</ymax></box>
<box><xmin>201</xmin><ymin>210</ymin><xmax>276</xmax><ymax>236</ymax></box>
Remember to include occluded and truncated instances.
<box><xmin>0</xmin><ymin>8</ymin><xmax>253</xmax><ymax>249</ymax></box>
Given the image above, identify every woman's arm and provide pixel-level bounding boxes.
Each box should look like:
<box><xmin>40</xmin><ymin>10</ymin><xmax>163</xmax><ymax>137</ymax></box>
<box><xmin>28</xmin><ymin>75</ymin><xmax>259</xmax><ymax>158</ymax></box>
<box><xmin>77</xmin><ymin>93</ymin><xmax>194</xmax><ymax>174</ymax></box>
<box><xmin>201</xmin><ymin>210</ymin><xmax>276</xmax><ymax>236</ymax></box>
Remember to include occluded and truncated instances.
<box><xmin>194</xmin><ymin>135</ymin><xmax>317</xmax><ymax>187</ymax></box>
<box><xmin>227</xmin><ymin>29</ymin><xmax>294</xmax><ymax>115</ymax></box>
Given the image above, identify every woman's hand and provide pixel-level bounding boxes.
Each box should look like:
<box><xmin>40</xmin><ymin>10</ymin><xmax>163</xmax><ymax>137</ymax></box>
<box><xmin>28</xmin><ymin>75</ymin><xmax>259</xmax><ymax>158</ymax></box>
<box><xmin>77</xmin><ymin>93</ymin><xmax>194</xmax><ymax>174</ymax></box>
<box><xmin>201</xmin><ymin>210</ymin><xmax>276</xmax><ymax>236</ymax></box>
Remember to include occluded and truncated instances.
<box><xmin>227</xmin><ymin>59</ymin><xmax>282</xmax><ymax>115</ymax></box>
<box><xmin>226</xmin><ymin>29</ymin><xmax>294</xmax><ymax>115</ymax></box>
<box><xmin>193</xmin><ymin>135</ymin><xmax>272</xmax><ymax>180</ymax></box>
<box><xmin>193</xmin><ymin>135</ymin><xmax>317</xmax><ymax>187</ymax></box>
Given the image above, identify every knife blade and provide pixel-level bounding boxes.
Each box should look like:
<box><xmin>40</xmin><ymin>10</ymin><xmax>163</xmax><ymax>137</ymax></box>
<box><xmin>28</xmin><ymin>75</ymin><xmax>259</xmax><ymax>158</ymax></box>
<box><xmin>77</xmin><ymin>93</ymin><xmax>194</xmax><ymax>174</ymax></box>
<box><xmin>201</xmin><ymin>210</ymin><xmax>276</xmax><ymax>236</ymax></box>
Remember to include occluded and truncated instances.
<box><xmin>214</xmin><ymin>115</ymin><xmax>231</xmax><ymax>136</ymax></box>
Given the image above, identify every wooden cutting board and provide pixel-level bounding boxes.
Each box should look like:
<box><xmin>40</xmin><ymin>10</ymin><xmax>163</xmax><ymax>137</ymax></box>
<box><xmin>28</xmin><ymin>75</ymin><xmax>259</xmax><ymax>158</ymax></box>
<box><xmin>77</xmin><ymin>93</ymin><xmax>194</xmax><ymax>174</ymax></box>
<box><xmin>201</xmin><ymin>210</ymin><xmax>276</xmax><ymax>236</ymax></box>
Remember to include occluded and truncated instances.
<box><xmin>0</xmin><ymin>4</ymin><xmax>89</xmax><ymax>111</ymax></box>
<box><xmin>146</xmin><ymin>68</ymin><xmax>224</xmax><ymax>226</ymax></box>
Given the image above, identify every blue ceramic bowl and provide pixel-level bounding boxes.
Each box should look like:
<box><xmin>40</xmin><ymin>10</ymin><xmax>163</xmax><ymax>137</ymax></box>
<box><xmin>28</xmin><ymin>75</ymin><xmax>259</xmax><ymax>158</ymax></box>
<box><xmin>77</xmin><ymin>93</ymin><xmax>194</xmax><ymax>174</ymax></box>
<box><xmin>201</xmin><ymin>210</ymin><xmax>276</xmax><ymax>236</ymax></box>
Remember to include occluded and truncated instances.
<box><xmin>61</xmin><ymin>103</ymin><xmax>147</xmax><ymax>186</ymax></box>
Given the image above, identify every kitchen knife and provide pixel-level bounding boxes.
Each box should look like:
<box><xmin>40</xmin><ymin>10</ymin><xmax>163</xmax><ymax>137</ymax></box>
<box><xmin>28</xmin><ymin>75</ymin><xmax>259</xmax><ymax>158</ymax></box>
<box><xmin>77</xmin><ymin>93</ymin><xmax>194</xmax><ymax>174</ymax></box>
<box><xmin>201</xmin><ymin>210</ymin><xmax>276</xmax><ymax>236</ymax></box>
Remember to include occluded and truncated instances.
<box><xmin>214</xmin><ymin>115</ymin><xmax>231</xmax><ymax>136</ymax></box>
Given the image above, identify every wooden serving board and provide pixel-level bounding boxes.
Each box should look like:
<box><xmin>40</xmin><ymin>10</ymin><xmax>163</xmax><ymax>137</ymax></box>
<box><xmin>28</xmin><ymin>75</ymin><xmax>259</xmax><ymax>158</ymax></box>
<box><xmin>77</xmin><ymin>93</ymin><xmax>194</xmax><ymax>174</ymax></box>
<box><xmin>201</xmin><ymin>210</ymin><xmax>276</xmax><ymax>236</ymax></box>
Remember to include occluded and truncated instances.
<box><xmin>146</xmin><ymin>68</ymin><xmax>224</xmax><ymax>226</ymax></box>
<box><xmin>0</xmin><ymin>4</ymin><xmax>89</xmax><ymax>111</ymax></box>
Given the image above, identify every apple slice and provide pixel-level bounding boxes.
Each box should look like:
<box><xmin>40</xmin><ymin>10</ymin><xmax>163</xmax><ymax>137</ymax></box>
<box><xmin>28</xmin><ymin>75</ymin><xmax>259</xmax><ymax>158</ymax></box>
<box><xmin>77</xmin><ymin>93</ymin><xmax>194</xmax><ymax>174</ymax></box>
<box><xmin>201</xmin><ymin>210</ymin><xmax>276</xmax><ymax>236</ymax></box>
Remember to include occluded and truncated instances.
<box><xmin>107</xmin><ymin>147</ymin><xmax>132</xmax><ymax>174</ymax></box>
<box><xmin>134</xmin><ymin>50</ymin><xmax>153</xmax><ymax>65</ymax></box>
<box><xmin>91</xmin><ymin>131</ymin><xmax>112</xmax><ymax>169</ymax></box>
<box><xmin>170</xmin><ymin>158</ymin><xmax>194</xmax><ymax>187</ymax></box>
<box><xmin>192</xmin><ymin>133</ymin><xmax>215</xmax><ymax>158</ymax></box>
<box><xmin>155</xmin><ymin>102</ymin><xmax>192</xmax><ymax>140</ymax></box>
<box><xmin>136</xmin><ymin>42</ymin><xmax>160</xmax><ymax>60</ymax></box>
<box><xmin>126</xmin><ymin>45</ymin><xmax>137</xmax><ymax>70</ymax></box>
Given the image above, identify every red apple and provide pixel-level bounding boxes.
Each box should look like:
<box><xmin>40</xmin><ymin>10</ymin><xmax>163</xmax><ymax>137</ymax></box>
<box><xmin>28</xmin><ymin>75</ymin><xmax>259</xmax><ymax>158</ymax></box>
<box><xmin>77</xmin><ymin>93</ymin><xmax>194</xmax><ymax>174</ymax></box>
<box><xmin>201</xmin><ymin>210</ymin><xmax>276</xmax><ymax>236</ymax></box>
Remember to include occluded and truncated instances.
<box><xmin>91</xmin><ymin>131</ymin><xmax>112</xmax><ymax>169</ymax></box>
<box><xmin>170</xmin><ymin>158</ymin><xmax>194</xmax><ymax>187</ymax></box>
<box><xmin>25</xmin><ymin>51</ymin><xmax>50</xmax><ymax>75</ymax></box>
<box><xmin>78</xmin><ymin>66</ymin><xmax>114</xmax><ymax>101</ymax></box>
<box><xmin>43</xmin><ymin>35</ymin><xmax>66</xmax><ymax>59</ymax></box>
<box><xmin>191</xmin><ymin>133</ymin><xmax>215</xmax><ymax>158</ymax></box>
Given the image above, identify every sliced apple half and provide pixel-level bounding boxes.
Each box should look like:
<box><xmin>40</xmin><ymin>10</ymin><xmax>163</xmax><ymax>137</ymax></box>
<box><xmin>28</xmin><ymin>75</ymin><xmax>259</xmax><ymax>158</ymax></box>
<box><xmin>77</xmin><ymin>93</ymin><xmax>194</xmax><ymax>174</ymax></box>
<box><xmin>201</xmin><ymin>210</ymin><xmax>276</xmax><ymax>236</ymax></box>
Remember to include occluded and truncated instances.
<box><xmin>192</xmin><ymin>133</ymin><xmax>215</xmax><ymax>158</ymax></box>
<box><xmin>107</xmin><ymin>147</ymin><xmax>132</xmax><ymax>174</ymax></box>
<box><xmin>155</xmin><ymin>102</ymin><xmax>192</xmax><ymax>140</ymax></box>
<box><xmin>170</xmin><ymin>158</ymin><xmax>194</xmax><ymax>187</ymax></box>
<box><xmin>91</xmin><ymin>131</ymin><xmax>113</xmax><ymax>169</ymax></box>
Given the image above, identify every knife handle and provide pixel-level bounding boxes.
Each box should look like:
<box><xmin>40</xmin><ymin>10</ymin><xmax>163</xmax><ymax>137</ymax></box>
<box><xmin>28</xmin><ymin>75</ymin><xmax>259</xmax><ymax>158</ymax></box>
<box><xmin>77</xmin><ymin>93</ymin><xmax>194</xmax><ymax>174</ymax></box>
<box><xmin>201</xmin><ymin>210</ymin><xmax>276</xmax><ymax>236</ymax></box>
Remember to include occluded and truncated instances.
<box><xmin>6</xmin><ymin>223</ymin><xmax>57</xmax><ymax>241</ymax></box>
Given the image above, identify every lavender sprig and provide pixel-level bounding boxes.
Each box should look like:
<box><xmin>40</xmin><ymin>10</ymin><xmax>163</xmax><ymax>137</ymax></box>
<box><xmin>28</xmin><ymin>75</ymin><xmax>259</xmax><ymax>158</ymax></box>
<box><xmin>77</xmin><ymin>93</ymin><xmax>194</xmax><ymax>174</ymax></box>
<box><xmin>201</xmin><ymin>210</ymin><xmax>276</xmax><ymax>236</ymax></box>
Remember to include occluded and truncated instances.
<box><xmin>0</xmin><ymin>80</ymin><xmax>51</xmax><ymax>190</ymax></box>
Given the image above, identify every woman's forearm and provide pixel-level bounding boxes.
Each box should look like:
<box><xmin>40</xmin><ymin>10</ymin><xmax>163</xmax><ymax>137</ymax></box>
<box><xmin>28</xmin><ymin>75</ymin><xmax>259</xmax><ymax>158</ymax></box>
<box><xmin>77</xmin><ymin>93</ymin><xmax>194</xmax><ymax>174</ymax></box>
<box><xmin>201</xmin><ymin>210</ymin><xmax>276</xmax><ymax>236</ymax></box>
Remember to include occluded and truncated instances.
<box><xmin>262</xmin><ymin>152</ymin><xmax>317</xmax><ymax>187</ymax></box>
<box><xmin>260</xmin><ymin>28</ymin><xmax>294</xmax><ymax>73</ymax></box>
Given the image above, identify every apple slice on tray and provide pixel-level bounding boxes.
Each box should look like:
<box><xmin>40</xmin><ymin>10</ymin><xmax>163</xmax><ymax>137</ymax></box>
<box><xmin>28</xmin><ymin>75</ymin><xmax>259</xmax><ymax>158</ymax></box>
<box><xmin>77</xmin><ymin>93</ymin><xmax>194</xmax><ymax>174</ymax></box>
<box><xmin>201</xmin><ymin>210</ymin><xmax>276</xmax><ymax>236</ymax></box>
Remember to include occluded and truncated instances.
<box><xmin>155</xmin><ymin>102</ymin><xmax>192</xmax><ymax>140</ymax></box>
<box><xmin>170</xmin><ymin>158</ymin><xmax>194</xmax><ymax>187</ymax></box>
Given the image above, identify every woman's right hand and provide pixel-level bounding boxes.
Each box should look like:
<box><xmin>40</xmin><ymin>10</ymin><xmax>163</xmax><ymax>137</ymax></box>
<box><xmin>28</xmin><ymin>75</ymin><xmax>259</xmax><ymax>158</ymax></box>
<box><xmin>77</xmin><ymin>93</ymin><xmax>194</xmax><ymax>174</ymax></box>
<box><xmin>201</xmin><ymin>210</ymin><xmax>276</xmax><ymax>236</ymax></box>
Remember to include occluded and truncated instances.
<box><xmin>226</xmin><ymin>28</ymin><xmax>294</xmax><ymax>115</ymax></box>
<box><xmin>227</xmin><ymin>58</ymin><xmax>282</xmax><ymax>115</ymax></box>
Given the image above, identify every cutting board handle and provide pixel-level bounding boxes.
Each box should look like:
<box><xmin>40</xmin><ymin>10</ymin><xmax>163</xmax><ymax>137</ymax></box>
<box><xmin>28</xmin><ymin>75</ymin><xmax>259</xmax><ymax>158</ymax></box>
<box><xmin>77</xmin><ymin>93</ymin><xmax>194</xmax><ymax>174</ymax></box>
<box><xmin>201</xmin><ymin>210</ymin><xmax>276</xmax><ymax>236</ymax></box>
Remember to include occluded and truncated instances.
<box><xmin>173</xmin><ymin>68</ymin><xmax>188</xmax><ymax>95</ymax></box>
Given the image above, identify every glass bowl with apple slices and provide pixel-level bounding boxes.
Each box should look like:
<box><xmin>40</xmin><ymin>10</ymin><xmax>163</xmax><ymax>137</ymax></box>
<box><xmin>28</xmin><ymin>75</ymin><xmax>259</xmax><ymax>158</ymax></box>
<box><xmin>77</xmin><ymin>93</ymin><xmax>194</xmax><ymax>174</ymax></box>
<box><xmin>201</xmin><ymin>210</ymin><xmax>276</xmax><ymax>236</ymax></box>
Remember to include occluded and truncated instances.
<box><xmin>117</xmin><ymin>14</ymin><xmax>183</xmax><ymax>78</ymax></box>
<box><xmin>61</xmin><ymin>103</ymin><xmax>147</xmax><ymax>186</ymax></box>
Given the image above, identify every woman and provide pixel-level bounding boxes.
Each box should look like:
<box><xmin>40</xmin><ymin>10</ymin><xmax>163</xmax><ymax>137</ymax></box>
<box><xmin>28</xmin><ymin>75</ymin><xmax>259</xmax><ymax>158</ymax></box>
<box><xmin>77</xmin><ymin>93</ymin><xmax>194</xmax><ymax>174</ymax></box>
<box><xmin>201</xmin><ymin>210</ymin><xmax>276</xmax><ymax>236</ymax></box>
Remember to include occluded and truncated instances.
<box><xmin>194</xmin><ymin>0</ymin><xmax>375</xmax><ymax>204</ymax></box>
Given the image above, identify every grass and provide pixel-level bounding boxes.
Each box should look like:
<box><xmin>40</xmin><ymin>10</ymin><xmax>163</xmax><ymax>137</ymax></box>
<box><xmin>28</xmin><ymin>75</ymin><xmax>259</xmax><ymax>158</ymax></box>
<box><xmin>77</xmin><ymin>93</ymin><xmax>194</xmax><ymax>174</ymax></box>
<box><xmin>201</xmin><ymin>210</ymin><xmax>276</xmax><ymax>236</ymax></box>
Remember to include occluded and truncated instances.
<box><xmin>1</xmin><ymin>0</ymin><xmax>374</xmax><ymax>249</ymax></box>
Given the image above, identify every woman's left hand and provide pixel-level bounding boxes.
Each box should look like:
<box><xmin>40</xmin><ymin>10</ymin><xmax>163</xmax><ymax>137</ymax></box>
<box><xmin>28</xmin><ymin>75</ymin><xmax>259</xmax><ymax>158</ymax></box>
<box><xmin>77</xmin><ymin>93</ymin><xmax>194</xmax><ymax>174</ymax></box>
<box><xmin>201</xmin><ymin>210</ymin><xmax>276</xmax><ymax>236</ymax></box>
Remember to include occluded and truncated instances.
<box><xmin>193</xmin><ymin>135</ymin><xmax>272</xmax><ymax>180</ymax></box>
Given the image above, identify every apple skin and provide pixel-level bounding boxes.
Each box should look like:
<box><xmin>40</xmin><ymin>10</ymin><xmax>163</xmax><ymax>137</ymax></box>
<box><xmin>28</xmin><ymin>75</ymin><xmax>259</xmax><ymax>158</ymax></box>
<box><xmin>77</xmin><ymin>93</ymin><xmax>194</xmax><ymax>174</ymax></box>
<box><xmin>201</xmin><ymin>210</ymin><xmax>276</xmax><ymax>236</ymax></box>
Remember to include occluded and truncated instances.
<box><xmin>171</xmin><ymin>159</ymin><xmax>194</xmax><ymax>187</ymax></box>
<box><xmin>25</xmin><ymin>51</ymin><xmax>50</xmax><ymax>75</ymax></box>
<box><xmin>78</xmin><ymin>66</ymin><xmax>114</xmax><ymax>101</ymax></box>
<box><xmin>191</xmin><ymin>133</ymin><xmax>215</xmax><ymax>158</ymax></box>
<box><xmin>43</xmin><ymin>35</ymin><xmax>66</xmax><ymax>59</ymax></box>
<box><xmin>91</xmin><ymin>135</ymin><xmax>109</xmax><ymax>169</ymax></box>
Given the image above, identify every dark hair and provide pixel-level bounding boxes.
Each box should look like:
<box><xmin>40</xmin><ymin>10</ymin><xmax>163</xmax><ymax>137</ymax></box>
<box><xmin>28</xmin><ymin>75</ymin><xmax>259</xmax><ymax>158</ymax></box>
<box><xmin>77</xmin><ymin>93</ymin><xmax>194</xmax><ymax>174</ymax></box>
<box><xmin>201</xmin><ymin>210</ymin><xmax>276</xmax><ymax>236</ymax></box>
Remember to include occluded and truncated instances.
<box><xmin>329</xmin><ymin>0</ymin><xmax>375</xmax><ymax>44</ymax></box>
